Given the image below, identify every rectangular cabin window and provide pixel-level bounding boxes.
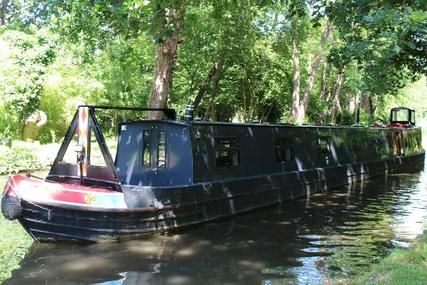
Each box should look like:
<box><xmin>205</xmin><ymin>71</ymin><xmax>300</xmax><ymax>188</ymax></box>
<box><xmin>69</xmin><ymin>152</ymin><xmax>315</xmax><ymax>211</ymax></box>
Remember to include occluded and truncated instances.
<box><xmin>392</xmin><ymin>109</ymin><xmax>410</xmax><ymax>122</ymax></box>
<box><xmin>215</xmin><ymin>138</ymin><xmax>240</xmax><ymax>168</ymax></box>
<box><xmin>157</xmin><ymin>131</ymin><xmax>167</xmax><ymax>168</ymax></box>
<box><xmin>142</xmin><ymin>130</ymin><xmax>151</xmax><ymax>167</ymax></box>
<box><xmin>275</xmin><ymin>138</ymin><xmax>293</xmax><ymax>162</ymax></box>
<box><xmin>318</xmin><ymin>136</ymin><xmax>330</xmax><ymax>155</ymax></box>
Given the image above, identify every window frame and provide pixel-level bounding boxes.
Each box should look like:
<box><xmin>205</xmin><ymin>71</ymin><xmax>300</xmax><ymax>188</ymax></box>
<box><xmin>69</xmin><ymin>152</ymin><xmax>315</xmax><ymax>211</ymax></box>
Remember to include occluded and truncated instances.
<box><xmin>142</xmin><ymin>130</ymin><xmax>151</xmax><ymax>167</ymax></box>
<box><xmin>156</xmin><ymin>130</ymin><xmax>167</xmax><ymax>168</ymax></box>
<box><xmin>274</xmin><ymin>137</ymin><xmax>294</xmax><ymax>163</ymax></box>
<box><xmin>214</xmin><ymin>138</ymin><xmax>241</xmax><ymax>169</ymax></box>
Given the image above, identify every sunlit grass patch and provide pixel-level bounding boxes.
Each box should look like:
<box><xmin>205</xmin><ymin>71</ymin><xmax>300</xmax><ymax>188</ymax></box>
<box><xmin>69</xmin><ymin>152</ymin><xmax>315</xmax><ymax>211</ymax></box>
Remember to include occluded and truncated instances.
<box><xmin>354</xmin><ymin>233</ymin><xmax>427</xmax><ymax>285</ymax></box>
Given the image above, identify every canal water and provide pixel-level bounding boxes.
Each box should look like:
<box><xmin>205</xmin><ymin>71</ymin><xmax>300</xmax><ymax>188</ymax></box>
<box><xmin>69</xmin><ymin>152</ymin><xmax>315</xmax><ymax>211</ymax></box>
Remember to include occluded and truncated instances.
<box><xmin>4</xmin><ymin>162</ymin><xmax>427</xmax><ymax>285</ymax></box>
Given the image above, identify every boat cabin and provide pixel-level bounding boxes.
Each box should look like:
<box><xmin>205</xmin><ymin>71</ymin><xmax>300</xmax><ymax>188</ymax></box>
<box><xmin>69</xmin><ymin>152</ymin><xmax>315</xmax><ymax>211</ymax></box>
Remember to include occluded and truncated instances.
<box><xmin>47</xmin><ymin>106</ymin><xmax>423</xmax><ymax>190</ymax></box>
<box><xmin>389</xmin><ymin>107</ymin><xmax>416</xmax><ymax>126</ymax></box>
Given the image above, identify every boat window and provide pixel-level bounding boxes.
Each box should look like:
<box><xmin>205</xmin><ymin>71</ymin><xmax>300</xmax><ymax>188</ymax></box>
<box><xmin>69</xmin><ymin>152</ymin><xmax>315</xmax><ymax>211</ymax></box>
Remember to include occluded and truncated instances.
<box><xmin>142</xmin><ymin>130</ymin><xmax>151</xmax><ymax>167</ymax></box>
<box><xmin>392</xmin><ymin>109</ymin><xmax>410</xmax><ymax>122</ymax></box>
<box><xmin>215</xmin><ymin>138</ymin><xmax>240</xmax><ymax>168</ymax></box>
<box><xmin>318</xmin><ymin>136</ymin><xmax>330</xmax><ymax>155</ymax></box>
<box><xmin>411</xmin><ymin>110</ymin><xmax>416</xmax><ymax>125</ymax></box>
<box><xmin>157</xmin><ymin>131</ymin><xmax>167</xmax><ymax>168</ymax></box>
<box><xmin>275</xmin><ymin>138</ymin><xmax>293</xmax><ymax>162</ymax></box>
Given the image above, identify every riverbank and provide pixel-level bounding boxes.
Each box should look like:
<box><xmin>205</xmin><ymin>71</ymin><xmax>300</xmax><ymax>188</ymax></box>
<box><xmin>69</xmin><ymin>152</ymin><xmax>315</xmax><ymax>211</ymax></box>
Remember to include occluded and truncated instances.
<box><xmin>0</xmin><ymin>170</ymin><xmax>48</xmax><ymax>283</ymax></box>
<box><xmin>348</xmin><ymin>231</ymin><xmax>427</xmax><ymax>284</ymax></box>
<box><xmin>0</xmin><ymin>215</ymin><xmax>32</xmax><ymax>282</ymax></box>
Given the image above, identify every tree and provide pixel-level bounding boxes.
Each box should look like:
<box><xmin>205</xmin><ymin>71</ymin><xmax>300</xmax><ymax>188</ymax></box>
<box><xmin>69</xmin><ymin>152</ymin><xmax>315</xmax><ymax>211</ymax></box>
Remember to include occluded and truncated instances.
<box><xmin>0</xmin><ymin>28</ymin><xmax>56</xmax><ymax>139</ymax></box>
<box><xmin>329</xmin><ymin>0</ymin><xmax>427</xmax><ymax>96</ymax></box>
<box><xmin>52</xmin><ymin>0</ymin><xmax>191</xmax><ymax>119</ymax></box>
<box><xmin>0</xmin><ymin>0</ymin><xmax>8</xmax><ymax>26</ymax></box>
<box><xmin>273</xmin><ymin>1</ymin><xmax>333</xmax><ymax>125</ymax></box>
<box><xmin>290</xmin><ymin>19</ymin><xmax>332</xmax><ymax>124</ymax></box>
<box><xmin>147</xmin><ymin>2</ymin><xmax>186</xmax><ymax>119</ymax></box>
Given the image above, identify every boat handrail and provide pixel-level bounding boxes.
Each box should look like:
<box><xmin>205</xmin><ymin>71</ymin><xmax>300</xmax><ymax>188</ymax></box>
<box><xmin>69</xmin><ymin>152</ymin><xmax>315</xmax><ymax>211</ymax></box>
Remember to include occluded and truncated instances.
<box><xmin>78</xmin><ymin>105</ymin><xmax>177</xmax><ymax>121</ymax></box>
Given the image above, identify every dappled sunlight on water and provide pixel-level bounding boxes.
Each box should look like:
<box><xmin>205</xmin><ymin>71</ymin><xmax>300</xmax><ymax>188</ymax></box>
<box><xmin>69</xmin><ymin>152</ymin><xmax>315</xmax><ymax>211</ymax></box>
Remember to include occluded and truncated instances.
<box><xmin>4</xmin><ymin>161</ymin><xmax>427</xmax><ymax>285</ymax></box>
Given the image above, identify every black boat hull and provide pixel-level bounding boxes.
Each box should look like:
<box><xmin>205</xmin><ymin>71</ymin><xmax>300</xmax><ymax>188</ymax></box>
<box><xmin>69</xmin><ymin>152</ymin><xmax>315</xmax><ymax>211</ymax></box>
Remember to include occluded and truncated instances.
<box><xmin>16</xmin><ymin>152</ymin><xmax>424</xmax><ymax>242</ymax></box>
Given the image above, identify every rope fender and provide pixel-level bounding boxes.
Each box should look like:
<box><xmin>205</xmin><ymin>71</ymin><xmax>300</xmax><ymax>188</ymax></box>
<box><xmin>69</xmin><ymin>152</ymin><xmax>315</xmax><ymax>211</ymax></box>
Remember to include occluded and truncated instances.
<box><xmin>1</xmin><ymin>195</ymin><xmax>22</xmax><ymax>220</ymax></box>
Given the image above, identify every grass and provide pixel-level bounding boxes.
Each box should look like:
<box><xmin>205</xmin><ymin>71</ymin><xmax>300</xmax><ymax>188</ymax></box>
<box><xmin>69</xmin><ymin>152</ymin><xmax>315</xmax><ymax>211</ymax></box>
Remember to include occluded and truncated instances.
<box><xmin>0</xmin><ymin>215</ymin><xmax>32</xmax><ymax>283</ymax></box>
<box><xmin>351</xmin><ymin>232</ymin><xmax>427</xmax><ymax>285</ymax></box>
<box><xmin>0</xmin><ymin>170</ymin><xmax>47</xmax><ymax>283</ymax></box>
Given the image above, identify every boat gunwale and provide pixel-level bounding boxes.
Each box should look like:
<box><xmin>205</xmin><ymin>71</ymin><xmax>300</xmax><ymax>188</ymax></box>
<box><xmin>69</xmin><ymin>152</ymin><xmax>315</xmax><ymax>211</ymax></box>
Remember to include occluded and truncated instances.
<box><xmin>24</xmin><ymin>150</ymin><xmax>426</xmax><ymax>193</ymax></box>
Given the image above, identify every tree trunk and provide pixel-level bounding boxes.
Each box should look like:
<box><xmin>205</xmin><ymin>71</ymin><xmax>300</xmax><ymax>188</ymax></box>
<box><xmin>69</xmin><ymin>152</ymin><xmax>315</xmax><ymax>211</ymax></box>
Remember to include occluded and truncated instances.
<box><xmin>148</xmin><ymin>5</ymin><xmax>186</xmax><ymax>120</ymax></box>
<box><xmin>318</xmin><ymin>62</ymin><xmax>329</xmax><ymax>124</ymax></box>
<box><xmin>297</xmin><ymin>22</ymin><xmax>332</xmax><ymax>124</ymax></box>
<box><xmin>330</xmin><ymin>66</ymin><xmax>345</xmax><ymax>123</ymax></box>
<box><xmin>0</xmin><ymin>0</ymin><xmax>8</xmax><ymax>26</ymax></box>
<box><xmin>319</xmin><ymin>62</ymin><xmax>328</xmax><ymax>100</ymax></box>
<box><xmin>363</xmin><ymin>96</ymin><xmax>374</xmax><ymax>120</ymax></box>
<box><xmin>354</xmin><ymin>91</ymin><xmax>361</xmax><ymax>124</ymax></box>
<box><xmin>204</xmin><ymin>63</ymin><xmax>223</xmax><ymax>121</ymax></box>
<box><xmin>290</xmin><ymin>37</ymin><xmax>301</xmax><ymax>123</ymax></box>
<box><xmin>193</xmin><ymin>59</ymin><xmax>223</xmax><ymax>114</ymax></box>
<box><xmin>291</xmin><ymin>21</ymin><xmax>332</xmax><ymax>125</ymax></box>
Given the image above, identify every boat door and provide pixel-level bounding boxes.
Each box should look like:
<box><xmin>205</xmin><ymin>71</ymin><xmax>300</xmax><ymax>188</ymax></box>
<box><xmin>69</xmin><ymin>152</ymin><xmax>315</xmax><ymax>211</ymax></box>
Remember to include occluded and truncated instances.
<box><xmin>392</xmin><ymin>131</ymin><xmax>403</xmax><ymax>156</ymax></box>
<box><xmin>141</xmin><ymin>125</ymin><xmax>168</xmax><ymax>185</ymax></box>
<box><xmin>116</xmin><ymin>121</ymin><xmax>193</xmax><ymax>187</ymax></box>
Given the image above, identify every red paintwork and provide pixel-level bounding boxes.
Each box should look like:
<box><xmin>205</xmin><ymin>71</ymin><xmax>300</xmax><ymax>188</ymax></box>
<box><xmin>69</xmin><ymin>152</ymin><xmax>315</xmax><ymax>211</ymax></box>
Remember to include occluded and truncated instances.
<box><xmin>371</xmin><ymin>123</ymin><xmax>385</xmax><ymax>128</ymax></box>
<box><xmin>3</xmin><ymin>175</ymin><xmax>125</xmax><ymax>208</ymax></box>
<box><xmin>386</xmin><ymin>123</ymin><xmax>412</xmax><ymax>129</ymax></box>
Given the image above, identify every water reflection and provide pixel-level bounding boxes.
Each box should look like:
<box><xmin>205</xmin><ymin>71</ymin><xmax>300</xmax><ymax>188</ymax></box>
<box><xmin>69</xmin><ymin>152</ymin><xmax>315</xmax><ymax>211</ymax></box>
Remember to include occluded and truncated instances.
<box><xmin>5</xmin><ymin>164</ymin><xmax>427</xmax><ymax>285</ymax></box>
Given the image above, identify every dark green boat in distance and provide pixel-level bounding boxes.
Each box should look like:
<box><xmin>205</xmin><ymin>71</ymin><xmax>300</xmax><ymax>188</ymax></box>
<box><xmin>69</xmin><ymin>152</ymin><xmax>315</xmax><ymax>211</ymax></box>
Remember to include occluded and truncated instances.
<box><xmin>1</xmin><ymin>106</ymin><xmax>424</xmax><ymax>242</ymax></box>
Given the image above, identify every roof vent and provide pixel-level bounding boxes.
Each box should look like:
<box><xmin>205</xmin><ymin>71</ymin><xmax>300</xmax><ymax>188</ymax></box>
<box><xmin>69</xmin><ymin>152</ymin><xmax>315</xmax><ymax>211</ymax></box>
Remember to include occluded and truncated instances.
<box><xmin>184</xmin><ymin>104</ymin><xmax>194</xmax><ymax>121</ymax></box>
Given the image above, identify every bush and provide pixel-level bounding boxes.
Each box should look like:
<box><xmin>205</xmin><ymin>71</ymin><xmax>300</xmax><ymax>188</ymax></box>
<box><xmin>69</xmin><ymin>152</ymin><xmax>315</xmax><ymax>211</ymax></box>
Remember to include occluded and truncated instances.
<box><xmin>0</xmin><ymin>141</ymin><xmax>58</xmax><ymax>175</ymax></box>
<box><xmin>0</xmin><ymin>146</ymin><xmax>43</xmax><ymax>175</ymax></box>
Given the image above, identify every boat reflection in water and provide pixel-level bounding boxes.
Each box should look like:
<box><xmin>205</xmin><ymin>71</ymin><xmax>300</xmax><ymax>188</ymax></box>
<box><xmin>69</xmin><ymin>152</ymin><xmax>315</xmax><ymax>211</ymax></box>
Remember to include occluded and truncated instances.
<box><xmin>5</xmin><ymin>163</ymin><xmax>427</xmax><ymax>285</ymax></box>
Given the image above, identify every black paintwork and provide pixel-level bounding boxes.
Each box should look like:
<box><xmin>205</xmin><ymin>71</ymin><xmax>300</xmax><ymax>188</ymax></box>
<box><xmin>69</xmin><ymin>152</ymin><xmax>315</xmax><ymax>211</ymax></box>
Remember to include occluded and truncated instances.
<box><xmin>390</xmin><ymin>107</ymin><xmax>416</xmax><ymax>126</ymax></box>
<box><xmin>17</xmin><ymin>153</ymin><xmax>424</xmax><ymax>242</ymax></box>
<box><xmin>5</xmin><ymin>105</ymin><xmax>426</xmax><ymax>242</ymax></box>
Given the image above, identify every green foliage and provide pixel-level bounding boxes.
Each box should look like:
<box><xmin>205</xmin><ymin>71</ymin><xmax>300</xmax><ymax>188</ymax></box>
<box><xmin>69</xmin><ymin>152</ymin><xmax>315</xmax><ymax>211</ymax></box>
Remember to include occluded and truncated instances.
<box><xmin>0</xmin><ymin>0</ymin><xmax>426</xmax><ymax>142</ymax></box>
<box><xmin>0</xmin><ymin>28</ymin><xmax>56</xmax><ymax>139</ymax></box>
<box><xmin>173</xmin><ymin>3</ymin><xmax>293</xmax><ymax>121</ymax></box>
<box><xmin>0</xmin><ymin>143</ymin><xmax>47</xmax><ymax>175</ymax></box>
<box><xmin>38</xmin><ymin>47</ymin><xmax>105</xmax><ymax>142</ymax></box>
<box><xmin>329</xmin><ymin>1</ymin><xmax>427</xmax><ymax>95</ymax></box>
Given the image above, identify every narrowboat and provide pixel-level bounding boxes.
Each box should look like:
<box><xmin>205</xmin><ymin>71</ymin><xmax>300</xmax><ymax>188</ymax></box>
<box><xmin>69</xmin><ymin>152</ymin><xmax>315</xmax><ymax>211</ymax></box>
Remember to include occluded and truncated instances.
<box><xmin>1</xmin><ymin>106</ymin><xmax>424</xmax><ymax>242</ymax></box>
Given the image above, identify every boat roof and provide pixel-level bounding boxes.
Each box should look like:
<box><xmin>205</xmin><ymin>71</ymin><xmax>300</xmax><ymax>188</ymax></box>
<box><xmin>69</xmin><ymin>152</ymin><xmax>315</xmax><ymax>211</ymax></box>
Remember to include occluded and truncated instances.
<box><xmin>120</xmin><ymin>119</ymin><xmax>404</xmax><ymax>130</ymax></box>
<box><xmin>82</xmin><ymin>105</ymin><xmax>417</xmax><ymax>130</ymax></box>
